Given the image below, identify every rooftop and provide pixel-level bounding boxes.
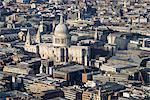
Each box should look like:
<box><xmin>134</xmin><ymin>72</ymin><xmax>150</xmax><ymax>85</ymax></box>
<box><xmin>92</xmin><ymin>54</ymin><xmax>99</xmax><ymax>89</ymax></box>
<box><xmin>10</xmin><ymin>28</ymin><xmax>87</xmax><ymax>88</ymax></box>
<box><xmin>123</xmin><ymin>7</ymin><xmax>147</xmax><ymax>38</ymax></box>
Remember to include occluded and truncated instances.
<box><xmin>56</xmin><ymin>64</ymin><xmax>87</xmax><ymax>73</ymax></box>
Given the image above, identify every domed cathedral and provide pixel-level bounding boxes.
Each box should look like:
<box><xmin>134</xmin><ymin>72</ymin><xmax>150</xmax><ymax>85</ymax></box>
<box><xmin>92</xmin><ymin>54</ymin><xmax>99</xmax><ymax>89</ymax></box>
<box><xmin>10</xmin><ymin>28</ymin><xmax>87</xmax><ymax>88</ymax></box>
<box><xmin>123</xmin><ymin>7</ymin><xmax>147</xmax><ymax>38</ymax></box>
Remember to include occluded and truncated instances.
<box><xmin>24</xmin><ymin>14</ymin><xmax>91</xmax><ymax>66</ymax></box>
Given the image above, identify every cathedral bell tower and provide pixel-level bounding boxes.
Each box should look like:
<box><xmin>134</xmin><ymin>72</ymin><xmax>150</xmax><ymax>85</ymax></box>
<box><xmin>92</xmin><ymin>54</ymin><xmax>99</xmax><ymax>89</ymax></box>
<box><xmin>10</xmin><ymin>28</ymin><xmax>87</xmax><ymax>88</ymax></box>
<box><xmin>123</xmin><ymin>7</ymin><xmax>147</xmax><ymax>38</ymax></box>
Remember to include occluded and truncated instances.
<box><xmin>25</xmin><ymin>29</ymin><xmax>31</xmax><ymax>46</ymax></box>
<box><xmin>35</xmin><ymin>29</ymin><xmax>42</xmax><ymax>44</ymax></box>
<box><xmin>35</xmin><ymin>23</ymin><xmax>42</xmax><ymax>43</ymax></box>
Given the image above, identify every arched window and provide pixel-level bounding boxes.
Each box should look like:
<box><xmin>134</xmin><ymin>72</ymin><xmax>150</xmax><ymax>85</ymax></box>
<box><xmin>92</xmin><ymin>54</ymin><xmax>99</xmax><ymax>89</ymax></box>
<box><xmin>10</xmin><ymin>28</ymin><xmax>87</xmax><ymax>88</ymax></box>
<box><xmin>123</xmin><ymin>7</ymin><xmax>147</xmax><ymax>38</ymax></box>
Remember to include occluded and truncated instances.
<box><xmin>76</xmin><ymin>57</ymin><xmax>78</xmax><ymax>61</ymax></box>
<box><xmin>55</xmin><ymin>38</ymin><xmax>57</xmax><ymax>43</ymax></box>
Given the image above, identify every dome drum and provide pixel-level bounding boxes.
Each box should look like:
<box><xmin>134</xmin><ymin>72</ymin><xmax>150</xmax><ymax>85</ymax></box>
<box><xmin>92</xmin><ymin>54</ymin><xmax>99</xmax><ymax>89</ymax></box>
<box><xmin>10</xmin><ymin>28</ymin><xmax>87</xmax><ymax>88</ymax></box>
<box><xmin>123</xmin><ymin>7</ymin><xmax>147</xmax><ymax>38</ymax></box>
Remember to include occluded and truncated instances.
<box><xmin>53</xmin><ymin>35</ymin><xmax>70</xmax><ymax>47</ymax></box>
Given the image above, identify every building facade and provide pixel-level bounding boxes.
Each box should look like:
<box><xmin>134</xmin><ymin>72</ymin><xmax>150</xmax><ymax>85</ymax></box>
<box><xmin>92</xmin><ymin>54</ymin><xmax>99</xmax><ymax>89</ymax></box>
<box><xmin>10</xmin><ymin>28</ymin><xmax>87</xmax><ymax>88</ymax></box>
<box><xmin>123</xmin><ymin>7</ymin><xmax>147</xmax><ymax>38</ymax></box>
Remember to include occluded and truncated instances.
<box><xmin>24</xmin><ymin>15</ymin><xmax>90</xmax><ymax>66</ymax></box>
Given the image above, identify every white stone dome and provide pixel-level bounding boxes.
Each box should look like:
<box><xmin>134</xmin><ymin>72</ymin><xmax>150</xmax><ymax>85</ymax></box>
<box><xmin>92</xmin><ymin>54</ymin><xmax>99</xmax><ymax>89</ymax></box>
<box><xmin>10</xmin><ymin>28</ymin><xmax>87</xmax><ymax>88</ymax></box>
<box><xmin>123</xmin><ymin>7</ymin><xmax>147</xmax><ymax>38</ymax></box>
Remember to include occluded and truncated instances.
<box><xmin>54</xmin><ymin>14</ymin><xmax>68</xmax><ymax>37</ymax></box>
<box><xmin>53</xmin><ymin>14</ymin><xmax>70</xmax><ymax>47</ymax></box>
<box><xmin>54</xmin><ymin>23</ymin><xmax>68</xmax><ymax>36</ymax></box>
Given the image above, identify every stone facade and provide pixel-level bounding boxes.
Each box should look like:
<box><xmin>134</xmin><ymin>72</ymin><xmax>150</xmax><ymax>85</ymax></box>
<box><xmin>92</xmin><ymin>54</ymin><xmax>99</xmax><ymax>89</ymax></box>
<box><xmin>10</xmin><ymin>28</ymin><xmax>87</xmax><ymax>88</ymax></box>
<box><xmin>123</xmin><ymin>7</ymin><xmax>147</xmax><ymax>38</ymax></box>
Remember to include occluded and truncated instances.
<box><xmin>24</xmin><ymin>15</ymin><xmax>90</xmax><ymax>66</ymax></box>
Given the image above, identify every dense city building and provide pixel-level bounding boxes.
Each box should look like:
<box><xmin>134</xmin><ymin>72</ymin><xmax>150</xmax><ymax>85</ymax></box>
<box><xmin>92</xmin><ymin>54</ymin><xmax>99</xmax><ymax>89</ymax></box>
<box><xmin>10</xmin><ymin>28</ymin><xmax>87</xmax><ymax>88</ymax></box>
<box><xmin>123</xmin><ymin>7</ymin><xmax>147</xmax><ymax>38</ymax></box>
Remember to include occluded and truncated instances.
<box><xmin>0</xmin><ymin>0</ymin><xmax>150</xmax><ymax>100</ymax></box>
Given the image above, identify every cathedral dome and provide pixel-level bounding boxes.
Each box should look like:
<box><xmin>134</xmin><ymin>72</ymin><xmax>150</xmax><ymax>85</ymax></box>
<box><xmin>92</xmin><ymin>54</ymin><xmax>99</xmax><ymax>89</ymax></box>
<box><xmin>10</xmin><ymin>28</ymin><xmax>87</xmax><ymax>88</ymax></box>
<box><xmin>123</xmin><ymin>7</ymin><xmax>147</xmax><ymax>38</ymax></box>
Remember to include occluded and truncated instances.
<box><xmin>53</xmin><ymin>14</ymin><xmax>70</xmax><ymax>47</ymax></box>
<box><xmin>54</xmin><ymin>23</ymin><xmax>68</xmax><ymax>36</ymax></box>
<box><xmin>54</xmin><ymin>14</ymin><xmax>68</xmax><ymax>37</ymax></box>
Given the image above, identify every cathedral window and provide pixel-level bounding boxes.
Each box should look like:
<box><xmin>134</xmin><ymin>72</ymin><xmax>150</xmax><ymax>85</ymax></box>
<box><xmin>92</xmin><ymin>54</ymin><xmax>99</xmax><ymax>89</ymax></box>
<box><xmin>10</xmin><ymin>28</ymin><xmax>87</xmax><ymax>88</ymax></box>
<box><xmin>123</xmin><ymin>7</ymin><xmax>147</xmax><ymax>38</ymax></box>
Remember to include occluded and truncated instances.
<box><xmin>58</xmin><ymin>38</ymin><xmax>60</xmax><ymax>43</ymax></box>
<box><xmin>82</xmin><ymin>49</ymin><xmax>86</xmax><ymax>56</ymax></box>
<box><xmin>64</xmin><ymin>39</ymin><xmax>66</xmax><ymax>43</ymax></box>
<box><xmin>55</xmin><ymin>38</ymin><xmax>57</xmax><ymax>43</ymax></box>
<box><xmin>76</xmin><ymin>57</ymin><xmax>78</xmax><ymax>61</ymax></box>
<box><xmin>61</xmin><ymin>39</ymin><xmax>65</xmax><ymax>44</ymax></box>
<box><xmin>55</xmin><ymin>38</ymin><xmax>59</xmax><ymax>43</ymax></box>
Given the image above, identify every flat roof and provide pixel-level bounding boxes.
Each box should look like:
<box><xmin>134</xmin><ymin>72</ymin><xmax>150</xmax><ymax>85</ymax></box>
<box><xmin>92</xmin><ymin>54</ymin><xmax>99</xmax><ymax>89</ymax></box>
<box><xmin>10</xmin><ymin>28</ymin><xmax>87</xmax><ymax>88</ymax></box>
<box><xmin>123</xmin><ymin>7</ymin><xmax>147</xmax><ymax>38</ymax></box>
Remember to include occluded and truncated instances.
<box><xmin>56</xmin><ymin>65</ymin><xmax>86</xmax><ymax>73</ymax></box>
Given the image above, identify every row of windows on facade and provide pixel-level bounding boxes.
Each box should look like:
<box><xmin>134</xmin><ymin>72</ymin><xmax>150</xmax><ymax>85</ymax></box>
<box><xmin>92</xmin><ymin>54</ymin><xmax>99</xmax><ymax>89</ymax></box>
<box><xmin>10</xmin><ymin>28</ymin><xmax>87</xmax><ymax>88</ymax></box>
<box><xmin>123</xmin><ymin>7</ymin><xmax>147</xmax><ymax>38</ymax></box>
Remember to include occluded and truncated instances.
<box><xmin>41</xmin><ymin>54</ymin><xmax>85</xmax><ymax>62</ymax></box>
<box><xmin>40</xmin><ymin>48</ymin><xmax>87</xmax><ymax>57</ymax></box>
<box><xmin>26</xmin><ymin>48</ymin><xmax>87</xmax><ymax>57</ymax></box>
<box><xmin>55</xmin><ymin>38</ymin><xmax>67</xmax><ymax>44</ymax></box>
